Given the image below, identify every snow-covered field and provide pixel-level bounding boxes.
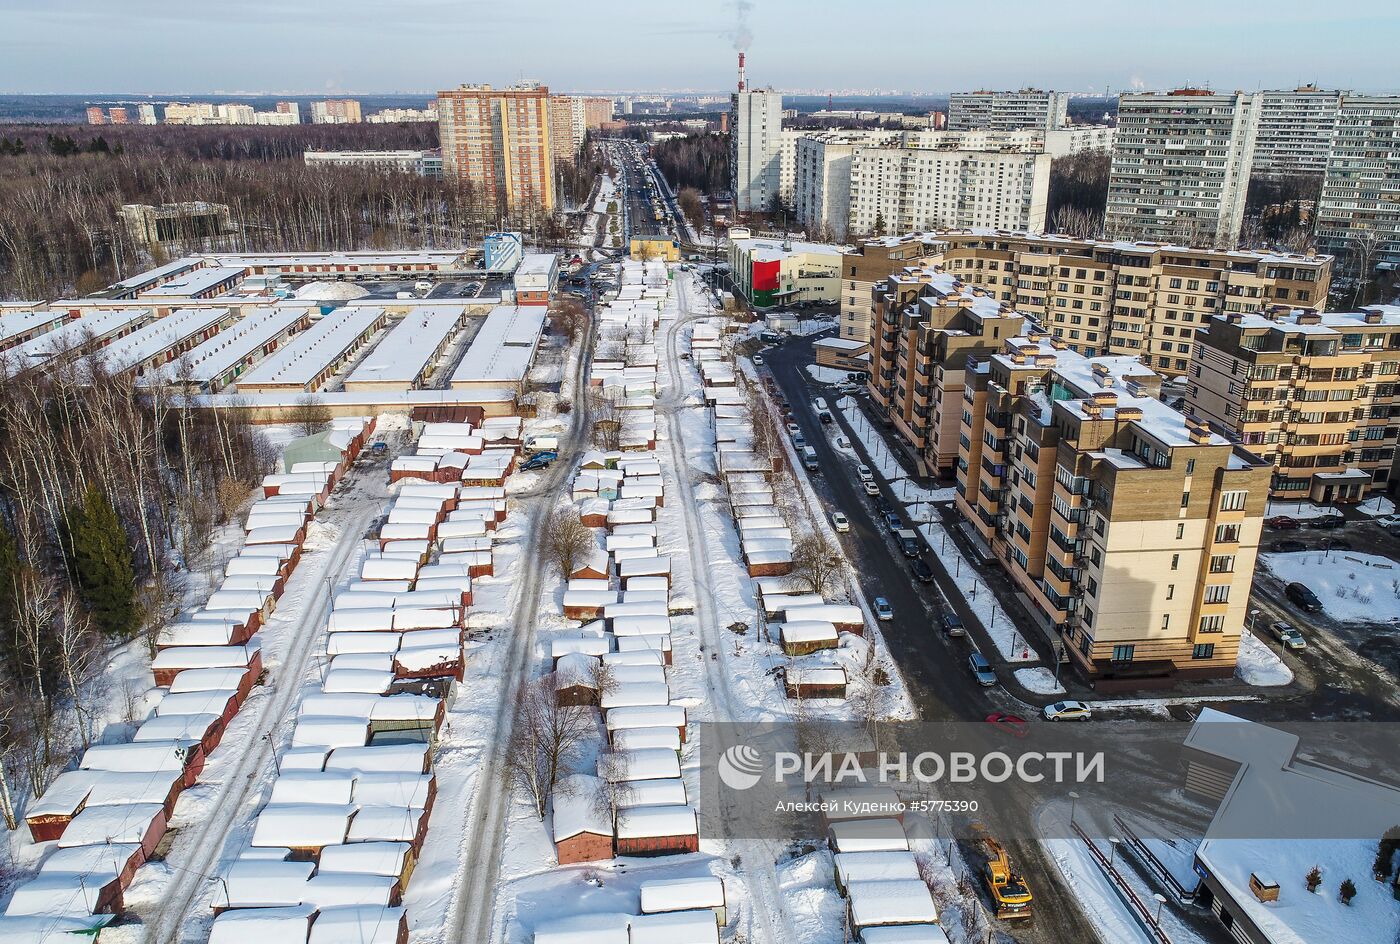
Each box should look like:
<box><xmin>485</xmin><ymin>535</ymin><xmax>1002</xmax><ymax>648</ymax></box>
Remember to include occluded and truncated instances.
<box><xmin>1260</xmin><ymin>551</ymin><xmax>1400</xmax><ymax>623</ymax></box>
<box><xmin>1014</xmin><ymin>666</ymin><xmax>1066</xmax><ymax>695</ymax></box>
<box><xmin>1236</xmin><ymin>630</ymin><xmax>1294</xmax><ymax>687</ymax></box>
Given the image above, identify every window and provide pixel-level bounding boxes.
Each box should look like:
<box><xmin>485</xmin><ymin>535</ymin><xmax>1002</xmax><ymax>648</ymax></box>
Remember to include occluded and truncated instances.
<box><xmin>1166</xmin><ymin>584</ymin><xmax>1175</xmax><ymax>600</ymax></box>
<box><xmin>1181</xmin><ymin>491</ymin><xmax>1191</xmax><ymax>508</ymax></box>
<box><xmin>1204</xmin><ymin>584</ymin><xmax>1231</xmax><ymax>604</ymax></box>
<box><xmin>1199</xmin><ymin>614</ymin><xmax>1225</xmax><ymax>633</ymax></box>
<box><xmin>1112</xmin><ymin>644</ymin><xmax>1135</xmax><ymax>662</ymax></box>
<box><xmin>1161</xmin><ymin>614</ymin><xmax>1171</xmax><ymax>630</ymax></box>
<box><xmin>1209</xmin><ymin>555</ymin><xmax>1235</xmax><ymax>574</ymax></box>
<box><xmin>1185</xmin><ymin>459</ymin><xmax>1195</xmax><ymax>475</ymax></box>
<box><xmin>1215</xmin><ymin>524</ymin><xmax>1241</xmax><ymax>544</ymax></box>
<box><xmin>1176</xmin><ymin>523</ymin><xmax>1185</xmax><ymax>540</ymax></box>
<box><xmin>1170</xmin><ymin>553</ymin><xmax>1180</xmax><ymax>571</ymax></box>
<box><xmin>1219</xmin><ymin>490</ymin><xmax>1247</xmax><ymax>511</ymax></box>
<box><xmin>1192</xmin><ymin>643</ymin><xmax>1216</xmax><ymax>660</ymax></box>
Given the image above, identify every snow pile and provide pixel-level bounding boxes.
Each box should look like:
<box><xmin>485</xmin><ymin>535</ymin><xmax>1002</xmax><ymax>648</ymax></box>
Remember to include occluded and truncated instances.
<box><xmin>294</xmin><ymin>280</ymin><xmax>370</xmax><ymax>302</ymax></box>
<box><xmin>1235</xmin><ymin>631</ymin><xmax>1293</xmax><ymax>687</ymax></box>
<box><xmin>1014</xmin><ymin>667</ymin><xmax>1065</xmax><ymax>695</ymax></box>
<box><xmin>1358</xmin><ymin>495</ymin><xmax>1396</xmax><ymax>517</ymax></box>
<box><xmin>804</xmin><ymin>365</ymin><xmax>851</xmax><ymax>385</ymax></box>
<box><xmin>1261</xmin><ymin>551</ymin><xmax>1400</xmax><ymax>623</ymax></box>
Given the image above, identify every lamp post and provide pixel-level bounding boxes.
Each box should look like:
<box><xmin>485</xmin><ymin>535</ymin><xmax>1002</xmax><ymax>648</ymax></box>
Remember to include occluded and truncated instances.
<box><xmin>1068</xmin><ymin>790</ymin><xmax>1080</xmax><ymax>826</ymax></box>
<box><xmin>1108</xmin><ymin>836</ymin><xmax>1121</xmax><ymax>868</ymax></box>
<box><xmin>1153</xmin><ymin>893</ymin><xmax>1168</xmax><ymax>925</ymax></box>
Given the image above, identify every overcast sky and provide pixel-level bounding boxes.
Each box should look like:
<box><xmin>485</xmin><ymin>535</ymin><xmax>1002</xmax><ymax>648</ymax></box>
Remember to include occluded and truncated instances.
<box><xmin>6</xmin><ymin>0</ymin><xmax>1400</xmax><ymax>95</ymax></box>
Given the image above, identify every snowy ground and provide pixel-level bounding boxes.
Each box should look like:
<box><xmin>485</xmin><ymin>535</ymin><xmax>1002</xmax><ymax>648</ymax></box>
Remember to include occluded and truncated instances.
<box><xmin>1236</xmin><ymin>630</ymin><xmax>1295</xmax><ymax>687</ymax></box>
<box><xmin>1358</xmin><ymin>494</ymin><xmax>1397</xmax><ymax>517</ymax></box>
<box><xmin>1014</xmin><ymin>667</ymin><xmax>1066</xmax><ymax>695</ymax></box>
<box><xmin>1260</xmin><ymin>551</ymin><xmax>1400</xmax><ymax>623</ymax></box>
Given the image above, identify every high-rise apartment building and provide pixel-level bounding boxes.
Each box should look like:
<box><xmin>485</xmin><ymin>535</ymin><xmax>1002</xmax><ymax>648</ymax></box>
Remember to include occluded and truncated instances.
<box><xmin>1106</xmin><ymin>90</ymin><xmax>1260</xmax><ymax>249</ymax></box>
<box><xmin>85</xmin><ymin>107</ymin><xmax>107</xmax><ymax>125</ymax></box>
<box><xmin>437</xmin><ymin>83</ymin><xmax>555</xmax><ymax>213</ymax></box>
<box><xmin>954</xmin><ymin>333</ymin><xmax>1271</xmax><ymax>685</ymax></box>
<box><xmin>310</xmin><ymin>99</ymin><xmax>362</xmax><ymax>124</ymax></box>
<box><xmin>275</xmin><ymin>101</ymin><xmax>301</xmax><ymax>123</ymax></box>
<box><xmin>794</xmin><ymin>131</ymin><xmax>901</xmax><ymax>240</ymax></box>
<box><xmin>137</xmin><ymin>104</ymin><xmax>158</xmax><ymax>125</ymax></box>
<box><xmin>1316</xmin><ymin>95</ymin><xmax>1400</xmax><ymax>272</ymax></box>
<box><xmin>1251</xmin><ymin>86</ymin><xmax>1345</xmax><ymax>177</ymax></box>
<box><xmin>108</xmin><ymin>107</ymin><xmax>129</xmax><ymax>125</ymax></box>
<box><xmin>847</xmin><ymin>147</ymin><xmax>1050</xmax><ymax>237</ymax></box>
<box><xmin>837</xmin><ymin>234</ymin><xmax>943</xmax><ymax>343</ymax></box>
<box><xmin>948</xmin><ymin>90</ymin><xmax>1069</xmax><ymax>133</ymax></box>
<box><xmin>1186</xmin><ymin>305</ymin><xmax>1400</xmax><ymax>502</ymax></box>
<box><xmin>548</xmin><ymin>95</ymin><xmax>611</xmax><ymax>165</ymax></box>
<box><xmin>868</xmin><ymin>265</ymin><xmax>1025</xmax><ymax>471</ymax></box>
<box><xmin>731</xmin><ymin>87</ymin><xmax>786</xmax><ymax>213</ymax></box>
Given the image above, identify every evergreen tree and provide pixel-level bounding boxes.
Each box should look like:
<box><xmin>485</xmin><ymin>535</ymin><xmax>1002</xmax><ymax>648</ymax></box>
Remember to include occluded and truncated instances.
<box><xmin>87</xmin><ymin>136</ymin><xmax>110</xmax><ymax>154</ymax></box>
<box><xmin>66</xmin><ymin>486</ymin><xmax>139</xmax><ymax>638</ymax></box>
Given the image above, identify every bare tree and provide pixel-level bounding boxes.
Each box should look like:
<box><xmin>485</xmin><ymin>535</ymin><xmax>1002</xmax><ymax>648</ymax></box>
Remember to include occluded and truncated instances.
<box><xmin>290</xmin><ymin>393</ymin><xmax>332</xmax><ymax>436</ymax></box>
<box><xmin>1350</xmin><ymin>228</ymin><xmax>1386</xmax><ymax>307</ymax></box>
<box><xmin>504</xmin><ymin>675</ymin><xmax>598</xmax><ymax>818</ymax></box>
<box><xmin>588</xmin><ymin>389</ymin><xmax>622</xmax><ymax>451</ymax></box>
<box><xmin>544</xmin><ymin>508</ymin><xmax>598</xmax><ymax>579</ymax></box>
<box><xmin>789</xmin><ymin>533</ymin><xmax>845</xmax><ymax>598</ymax></box>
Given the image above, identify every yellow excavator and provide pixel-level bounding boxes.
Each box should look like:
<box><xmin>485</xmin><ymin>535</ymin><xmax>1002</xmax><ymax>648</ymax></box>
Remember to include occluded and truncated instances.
<box><xmin>983</xmin><ymin>835</ymin><xmax>1034</xmax><ymax>919</ymax></box>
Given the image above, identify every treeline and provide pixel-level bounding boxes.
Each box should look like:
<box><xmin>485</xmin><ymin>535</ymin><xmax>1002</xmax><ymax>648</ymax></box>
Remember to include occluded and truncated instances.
<box><xmin>0</xmin><ymin>359</ymin><xmax>275</xmax><ymax>801</ymax></box>
<box><xmin>651</xmin><ymin>132</ymin><xmax>730</xmax><ymax>196</ymax></box>
<box><xmin>1046</xmin><ymin>152</ymin><xmax>1112</xmax><ymax>237</ymax></box>
<box><xmin>0</xmin><ymin>124</ymin><xmax>577</xmax><ymax>300</ymax></box>
<box><xmin>0</xmin><ymin>121</ymin><xmax>439</xmax><ymax>162</ymax></box>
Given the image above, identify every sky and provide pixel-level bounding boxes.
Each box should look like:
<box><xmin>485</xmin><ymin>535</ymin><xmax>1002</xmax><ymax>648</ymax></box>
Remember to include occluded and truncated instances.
<box><xmin>5</xmin><ymin>0</ymin><xmax>1400</xmax><ymax>96</ymax></box>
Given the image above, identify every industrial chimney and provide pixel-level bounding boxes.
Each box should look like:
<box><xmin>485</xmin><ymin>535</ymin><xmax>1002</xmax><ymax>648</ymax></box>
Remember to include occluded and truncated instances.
<box><xmin>737</xmin><ymin>52</ymin><xmax>747</xmax><ymax>92</ymax></box>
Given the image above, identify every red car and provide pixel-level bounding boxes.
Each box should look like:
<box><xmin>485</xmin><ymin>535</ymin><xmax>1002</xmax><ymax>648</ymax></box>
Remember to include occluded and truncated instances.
<box><xmin>1266</xmin><ymin>515</ymin><xmax>1300</xmax><ymax>530</ymax></box>
<box><xmin>984</xmin><ymin>713</ymin><xmax>1030</xmax><ymax>738</ymax></box>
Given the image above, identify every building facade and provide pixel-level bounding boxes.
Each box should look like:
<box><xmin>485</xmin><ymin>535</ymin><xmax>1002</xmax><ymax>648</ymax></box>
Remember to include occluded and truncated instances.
<box><xmin>1315</xmin><ymin>95</ymin><xmax>1400</xmax><ymax>272</ymax></box>
<box><xmin>547</xmin><ymin>95</ymin><xmax>610</xmax><ymax>165</ymax></box>
<box><xmin>954</xmin><ymin>334</ymin><xmax>1271</xmax><ymax>686</ymax></box>
<box><xmin>1251</xmin><ymin>86</ymin><xmax>1345</xmax><ymax>177</ymax></box>
<box><xmin>847</xmin><ymin>147</ymin><xmax>1050</xmax><ymax>237</ymax></box>
<box><xmin>137</xmin><ymin>104</ymin><xmax>158</xmax><ymax>125</ymax></box>
<box><xmin>727</xmin><ymin>233</ymin><xmax>843</xmax><ymax>309</ymax></box>
<box><xmin>930</xmin><ymin>231</ymin><xmax>1332</xmax><ymax>377</ymax></box>
<box><xmin>731</xmin><ymin>89</ymin><xmax>786</xmax><ymax>213</ymax></box>
<box><xmin>793</xmin><ymin>132</ymin><xmax>900</xmax><ymax>240</ymax></box>
<box><xmin>1106</xmin><ymin>90</ymin><xmax>1260</xmax><ymax>249</ymax></box>
<box><xmin>837</xmin><ymin>234</ymin><xmax>943</xmax><ymax>344</ymax></box>
<box><xmin>309</xmin><ymin>99</ymin><xmax>363</xmax><ymax>124</ymax></box>
<box><xmin>303</xmin><ymin>149</ymin><xmax>442</xmax><ymax>177</ymax></box>
<box><xmin>1186</xmin><ymin>305</ymin><xmax>1400</xmax><ymax>501</ymax></box>
<box><xmin>948</xmin><ymin>90</ymin><xmax>1069</xmax><ymax>134</ymax></box>
<box><xmin>437</xmin><ymin>83</ymin><xmax>555</xmax><ymax>214</ymax></box>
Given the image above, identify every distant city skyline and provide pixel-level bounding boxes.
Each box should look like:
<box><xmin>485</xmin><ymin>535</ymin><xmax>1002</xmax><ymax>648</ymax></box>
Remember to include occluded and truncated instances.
<box><xmin>5</xmin><ymin>0</ymin><xmax>1400</xmax><ymax>96</ymax></box>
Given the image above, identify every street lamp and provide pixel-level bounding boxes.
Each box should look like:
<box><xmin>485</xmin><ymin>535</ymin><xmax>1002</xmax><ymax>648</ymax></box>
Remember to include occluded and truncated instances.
<box><xmin>1108</xmin><ymin>836</ymin><xmax>1121</xmax><ymax>868</ymax></box>
<box><xmin>1153</xmin><ymin>893</ymin><xmax>1167</xmax><ymax>925</ymax></box>
<box><xmin>1248</xmin><ymin>608</ymin><xmax>1261</xmax><ymax>636</ymax></box>
<box><xmin>1068</xmin><ymin>790</ymin><xmax>1080</xmax><ymax>826</ymax></box>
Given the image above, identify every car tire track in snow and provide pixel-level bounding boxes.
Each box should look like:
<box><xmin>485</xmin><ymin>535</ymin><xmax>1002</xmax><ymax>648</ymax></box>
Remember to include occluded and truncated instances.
<box><xmin>446</xmin><ymin>312</ymin><xmax>596</xmax><ymax>944</ymax></box>
<box><xmin>662</xmin><ymin>274</ymin><xmax>794</xmax><ymax>944</ymax></box>
<box><xmin>145</xmin><ymin>474</ymin><xmax>384</xmax><ymax>944</ymax></box>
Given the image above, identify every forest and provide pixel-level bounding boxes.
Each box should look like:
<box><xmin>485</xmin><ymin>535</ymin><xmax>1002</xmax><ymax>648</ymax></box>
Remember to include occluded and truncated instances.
<box><xmin>0</xmin><ymin>357</ymin><xmax>274</xmax><ymax>810</ymax></box>
<box><xmin>0</xmin><ymin>122</ymin><xmax>584</xmax><ymax>301</ymax></box>
<box><xmin>650</xmin><ymin>132</ymin><xmax>730</xmax><ymax>196</ymax></box>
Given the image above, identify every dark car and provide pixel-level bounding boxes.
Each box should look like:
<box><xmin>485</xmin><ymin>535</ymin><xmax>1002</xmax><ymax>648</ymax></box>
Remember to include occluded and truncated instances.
<box><xmin>819</xmin><ymin>411</ymin><xmax>834</xmax><ymax>424</ymax></box>
<box><xmin>874</xmin><ymin>496</ymin><xmax>894</xmax><ymax>517</ymax></box>
<box><xmin>1270</xmin><ymin>540</ymin><xmax>1307</xmax><ymax>553</ymax></box>
<box><xmin>1322</xmin><ymin>537</ymin><xmax>1352</xmax><ymax>551</ymax></box>
<box><xmin>1265</xmin><ymin>515</ymin><xmax>1301</xmax><ymax>530</ymax></box>
<box><xmin>1286</xmin><ymin>582</ymin><xmax>1323</xmax><ymax>613</ymax></box>
<box><xmin>520</xmin><ymin>451</ymin><xmax>557</xmax><ymax>471</ymax></box>
<box><xmin>910</xmin><ymin>559</ymin><xmax>935</xmax><ymax>583</ymax></box>
<box><xmin>884</xmin><ymin>512</ymin><xmax>903</xmax><ymax>531</ymax></box>
<box><xmin>941</xmin><ymin>612</ymin><xmax>966</xmax><ymax>637</ymax></box>
<box><xmin>1308</xmin><ymin>514</ymin><xmax>1346</xmax><ymax>530</ymax></box>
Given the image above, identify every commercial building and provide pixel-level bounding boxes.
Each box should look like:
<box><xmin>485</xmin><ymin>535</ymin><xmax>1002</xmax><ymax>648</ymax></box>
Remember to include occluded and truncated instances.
<box><xmin>727</xmin><ymin>232</ymin><xmax>843</xmax><ymax>309</ymax></box>
<box><xmin>1251</xmin><ymin>86</ymin><xmax>1345</xmax><ymax>177</ymax></box>
<box><xmin>1315</xmin><ymin>95</ymin><xmax>1400</xmax><ymax>272</ymax></box>
<box><xmin>309</xmin><ymin>99</ymin><xmax>362</xmax><ymax>124</ymax></box>
<box><xmin>512</xmin><ymin>253</ymin><xmax>558</xmax><ymax>306</ymax></box>
<box><xmin>1186</xmin><ymin>305</ymin><xmax>1400</xmax><ymax>502</ymax></box>
<box><xmin>303</xmin><ymin>150</ymin><xmax>443</xmax><ymax>178</ymax></box>
<box><xmin>731</xmin><ymin>86</ymin><xmax>787</xmax><ymax>213</ymax></box>
<box><xmin>929</xmin><ymin>231</ymin><xmax>1332</xmax><ymax>376</ymax></box>
<box><xmin>954</xmin><ymin>333</ymin><xmax>1271</xmax><ymax>686</ymax></box>
<box><xmin>947</xmin><ymin>90</ymin><xmax>1069</xmax><ymax>134</ymax></box>
<box><xmin>437</xmin><ymin>83</ymin><xmax>555</xmax><ymax>214</ymax></box>
<box><xmin>847</xmin><ymin>147</ymin><xmax>1050</xmax><ymax>237</ymax></box>
<box><xmin>868</xmin><ymin>265</ymin><xmax>1025</xmax><ymax>471</ymax></box>
<box><xmin>1106</xmin><ymin>90</ymin><xmax>1260</xmax><ymax>249</ymax></box>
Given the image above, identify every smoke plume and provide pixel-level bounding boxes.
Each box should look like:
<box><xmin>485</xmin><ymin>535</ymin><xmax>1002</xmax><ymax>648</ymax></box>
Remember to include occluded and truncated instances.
<box><xmin>727</xmin><ymin>0</ymin><xmax>754</xmax><ymax>51</ymax></box>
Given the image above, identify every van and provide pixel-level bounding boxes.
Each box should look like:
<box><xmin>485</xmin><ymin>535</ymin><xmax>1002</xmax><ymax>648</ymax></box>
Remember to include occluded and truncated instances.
<box><xmin>414</xmin><ymin>280</ymin><xmax>433</xmax><ymax>295</ymax></box>
<box><xmin>895</xmin><ymin>529</ymin><xmax>921</xmax><ymax>558</ymax></box>
<box><xmin>525</xmin><ymin>435</ymin><xmax>560</xmax><ymax>453</ymax></box>
<box><xmin>802</xmin><ymin>446</ymin><xmax>819</xmax><ymax>472</ymax></box>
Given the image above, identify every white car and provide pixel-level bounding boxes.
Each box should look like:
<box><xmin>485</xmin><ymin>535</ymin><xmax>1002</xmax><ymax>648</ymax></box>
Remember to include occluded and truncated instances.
<box><xmin>1373</xmin><ymin>513</ymin><xmax>1400</xmax><ymax>529</ymax></box>
<box><xmin>836</xmin><ymin>436</ymin><xmax>851</xmax><ymax>449</ymax></box>
<box><xmin>857</xmin><ymin>464</ymin><xmax>874</xmax><ymax>483</ymax></box>
<box><xmin>862</xmin><ymin>480</ymin><xmax>880</xmax><ymax>496</ymax></box>
<box><xmin>831</xmin><ymin>512</ymin><xmax>850</xmax><ymax>533</ymax></box>
<box><xmin>753</xmin><ymin>354</ymin><xmax>764</xmax><ymax>365</ymax></box>
<box><xmin>1042</xmin><ymin>700</ymin><xmax>1092</xmax><ymax>722</ymax></box>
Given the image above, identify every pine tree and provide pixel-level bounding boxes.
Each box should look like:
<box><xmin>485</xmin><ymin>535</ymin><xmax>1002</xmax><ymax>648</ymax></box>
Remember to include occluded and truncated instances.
<box><xmin>1339</xmin><ymin>878</ymin><xmax>1357</xmax><ymax>905</ymax></box>
<box><xmin>66</xmin><ymin>486</ymin><xmax>139</xmax><ymax>638</ymax></box>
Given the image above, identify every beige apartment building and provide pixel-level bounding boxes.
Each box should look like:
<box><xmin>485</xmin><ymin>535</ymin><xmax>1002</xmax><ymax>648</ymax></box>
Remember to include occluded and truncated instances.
<box><xmin>1186</xmin><ymin>305</ymin><xmax>1400</xmax><ymax>502</ymax></box>
<box><xmin>955</xmin><ymin>334</ymin><xmax>1271</xmax><ymax>687</ymax></box>
<box><xmin>549</xmin><ymin>95</ymin><xmax>613</xmax><ymax>165</ymax></box>
<box><xmin>868</xmin><ymin>265</ymin><xmax>1025</xmax><ymax>474</ymax></box>
<box><xmin>837</xmin><ymin>234</ymin><xmax>943</xmax><ymax>343</ymax></box>
<box><xmin>438</xmin><ymin>83</ymin><xmax>555</xmax><ymax>214</ymax></box>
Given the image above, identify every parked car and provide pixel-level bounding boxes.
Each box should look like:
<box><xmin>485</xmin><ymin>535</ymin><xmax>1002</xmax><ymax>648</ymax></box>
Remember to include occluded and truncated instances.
<box><xmin>786</xmin><ymin>422</ymin><xmax>800</xmax><ymax>435</ymax></box>
<box><xmin>1321</xmin><ymin>537</ymin><xmax>1352</xmax><ymax>551</ymax></box>
<box><xmin>1271</xmin><ymin>540</ymin><xmax>1307</xmax><ymax>553</ymax></box>
<box><xmin>863</xmin><ymin>480</ymin><xmax>880</xmax><ymax>496</ymax></box>
<box><xmin>873</xmin><ymin>496</ymin><xmax>893</xmax><ymax>516</ymax></box>
<box><xmin>1308</xmin><ymin>514</ymin><xmax>1346</xmax><ymax>530</ymax></box>
<box><xmin>941</xmin><ymin>612</ymin><xmax>966</xmax><ymax>637</ymax></box>
<box><xmin>818</xmin><ymin>411</ymin><xmax>833</xmax><ymax>424</ymax></box>
<box><xmin>753</xmin><ymin>354</ymin><xmax>764</xmax><ymax>366</ymax></box>
<box><xmin>831</xmin><ymin>512</ymin><xmax>850</xmax><ymax>533</ymax></box>
<box><xmin>874</xmin><ymin>597</ymin><xmax>894</xmax><ymax>621</ymax></box>
<box><xmin>968</xmin><ymin>652</ymin><xmax>996</xmax><ymax>686</ymax></box>
<box><xmin>520</xmin><ymin>451</ymin><xmax>557</xmax><ymax>471</ymax></box>
<box><xmin>1286</xmin><ymin>582</ymin><xmax>1323</xmax><ymax>613</ymax></box>
<box><xmin>910</xmin><ymin>559</ymin><xmax>935</xmax><ymax>583</ymax></box>
<box><xmin>896</xmin><ymin>529</ymin><xmax>921</xmax><ymax>558</ymax></box>
<box><xmin>858</xmin><ymin>464</ymin><xmax>875</xmax><ymax>482</ymax></box>
<box><xmin>984</xmin><ymin>713</ymin><xmax>1029</xmax><ymax>738</ymax></box>
<box><xmin>836</xmin><ymin>436</ymin><xmax>851</xmax><ymax>449</ymax></box>
<box><xmin>1372</xmin><ymin>514</ymin><xmax>1400</xmax><ymax>530</ymax></box>
<box><xmin>1270</xmin><ymin>620</ymin><xmax>1307</xmax><ymax>650</ymax></box>
<box><xmin>793</xmin><ymin>433</ymin><xmax>806</xmax><ymax>448</ymax></box>
<box><xmin>884</xmin><ymin>512</ymin><xmax>903</xmax><ymax>531</ymax></box>
<box><xmin>1042</xmin><ymin>700</ymin><xmax>1092</xmax><ymax>722</ymax></box>
<box><xmin>1265</xmin><ymin>515</ymin><xmax>1301</xmax><ymax>530</ymax></box>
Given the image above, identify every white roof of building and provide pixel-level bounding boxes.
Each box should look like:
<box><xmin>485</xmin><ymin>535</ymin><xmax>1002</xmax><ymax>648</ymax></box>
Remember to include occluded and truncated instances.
<box><xmin>346</xmin><ymin>307</ymin><xmax>461</xmax><ymax>385</ymax></box>
<box><xmin>138</xmin><ymin>266</ymin><xmax>245</xmax><ymax>298</ymax></box>
<box><xmin>639</xmin><ymin>876</ymin><xmax>725</xmax><ymax>913</ymax></box>
<box><xmin>846</xmin><ymin>880</ymin><xmax>938</xmax><ymax>926</ymax></box>
<box><xmin>144</xmin><ymin>305</ymin><xmax>306</xmax><ymax>385</ymax></box>
<box><xmin>532</xmin><ymin>913</ymin><xmax>632</xmax><ymax>944</ymax></box>
<box><xmin>551</xmin><ymin>773</ymin><xmax>611</xmax><ymax>841</ymax></box>
<box><xmin>307</xmin><ymin>905</ymin><xmax>406</xmax><ymax>944</ymax></box>
<box><xmin>207</xmin><ymin>905</ymin><xmax>315</xmax><ymax>944</ymax></box>
<box><xmin>615</xmin><ymin>804</ymin><xmax>698</xmax><ymax>839</ymax></box>
<box><xmin>95</xmin><ymin>306</ymin><xmax>231</xmax><ymax>373</ymax></box>
<box><xmin>450</xmin><ymin>305</ymin><xmax>546</xmax><ymax>384</ymax></box>
<box><xmin>236</xmin><ymin>305</ymin><xmax>385</xmax><ymax>388</ymax></box>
